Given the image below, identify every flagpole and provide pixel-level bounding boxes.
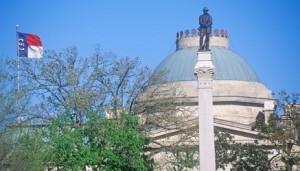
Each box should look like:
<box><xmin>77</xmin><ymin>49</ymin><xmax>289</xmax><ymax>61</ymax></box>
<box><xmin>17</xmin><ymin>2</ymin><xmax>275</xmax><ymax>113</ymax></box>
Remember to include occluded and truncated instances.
<box><xmin>16</xmin><ymin>24</ymin><xmax>21</xmax><ymax>122</ymax></box>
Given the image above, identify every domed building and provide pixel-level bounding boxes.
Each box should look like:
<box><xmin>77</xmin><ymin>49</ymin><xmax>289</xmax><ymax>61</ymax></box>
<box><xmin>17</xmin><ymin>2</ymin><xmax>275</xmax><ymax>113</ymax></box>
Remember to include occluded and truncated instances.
<box><xmin>152</xmin><ymin>28</ymin><xmax>275</xmax><ymax>143</ymax></box>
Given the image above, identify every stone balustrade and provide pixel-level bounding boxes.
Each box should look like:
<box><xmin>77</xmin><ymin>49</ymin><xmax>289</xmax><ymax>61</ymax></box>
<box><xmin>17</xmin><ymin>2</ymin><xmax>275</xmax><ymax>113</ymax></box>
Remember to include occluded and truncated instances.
<box><xmin>176</xmin><ymin>28</ymin><xmax>228</xmax><ymax>39</ymax></box>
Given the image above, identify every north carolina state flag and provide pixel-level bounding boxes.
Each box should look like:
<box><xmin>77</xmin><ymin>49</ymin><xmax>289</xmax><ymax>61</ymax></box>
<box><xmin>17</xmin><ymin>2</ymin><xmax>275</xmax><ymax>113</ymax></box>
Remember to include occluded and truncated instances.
<box><xmin>17</xmin><ymin>32</ymin><xmax>43</xmax><ymax>58</ymax></box>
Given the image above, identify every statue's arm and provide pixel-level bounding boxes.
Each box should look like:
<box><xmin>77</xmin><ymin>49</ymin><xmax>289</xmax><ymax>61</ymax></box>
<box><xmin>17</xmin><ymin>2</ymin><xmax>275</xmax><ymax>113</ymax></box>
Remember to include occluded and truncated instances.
<box><xmin>199</xmin><ymin>16</ymin><xmax>202</xmax><ymax>25</ymax></box>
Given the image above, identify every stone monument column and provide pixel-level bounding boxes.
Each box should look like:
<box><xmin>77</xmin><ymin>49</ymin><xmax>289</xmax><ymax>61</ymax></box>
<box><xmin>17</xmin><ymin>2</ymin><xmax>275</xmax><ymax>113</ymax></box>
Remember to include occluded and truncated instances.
<box><xmin>194</xmin><ymin>51</ymin><xmax>216</xmax><ymax>170</ymax></box>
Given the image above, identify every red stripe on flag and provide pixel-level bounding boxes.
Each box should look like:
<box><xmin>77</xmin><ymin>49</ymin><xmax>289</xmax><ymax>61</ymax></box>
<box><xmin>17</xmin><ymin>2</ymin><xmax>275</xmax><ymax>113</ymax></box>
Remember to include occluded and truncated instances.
<box><xmin>26</xmin><ymin>34</ymin><xmax>42</xmax><ymax>46</ymax></box>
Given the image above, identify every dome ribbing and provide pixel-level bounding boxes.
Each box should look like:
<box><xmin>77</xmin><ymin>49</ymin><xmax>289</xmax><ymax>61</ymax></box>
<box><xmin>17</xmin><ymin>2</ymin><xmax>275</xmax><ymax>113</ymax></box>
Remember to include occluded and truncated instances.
<box><xmin>155</xmin><ymin>46</ymin><xmax>260</xmax><ymax>82</ymax></box>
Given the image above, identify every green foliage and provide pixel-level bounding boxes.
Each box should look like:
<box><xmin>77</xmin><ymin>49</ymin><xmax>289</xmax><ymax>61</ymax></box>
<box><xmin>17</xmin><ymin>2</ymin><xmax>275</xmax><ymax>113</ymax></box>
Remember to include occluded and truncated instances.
<box><xmin>8</xmin><ymin>129</ymin><xmax>46</xmax><ymax>171</ymax></box>
<box><xmin>45</xmin><ymin>111</ymin><xmax>147</xmax><ymax>171</ymax></box>
<box><xmin>215</xmin><ymin>129</ymin><xmax>235</xmax><ymax>170</ymax></box>
<box><xmin>252</xmin><ymin>112</ymin><xmax>268</xmax><ymax>132</ymax></box>
<box><xmin>0</xmin><ymin>127</ymin><xmax>46</xmax><ymax>171</ymax></box>
<box><xmin>45</xmin><ymin>111</ymin><xmax>99</xmax><ymax>170</ymax></box>
<box><xmin>215</xmin><ymin>129</ymin><xmax>270</xmax><ymax>170</ymax></box>
<box><xmin>1</xmin><ymin>47</ymin><xmax>157</xmax><ymax>170</ymax></box>
<box><xmin>0</xmin><ymin>129</ymin><xmax>15</xmax><ymax>170</ymax></box>
<box><xmin>165</xmin><ymin>129</ymin><xmax>268</xmax><ymax>171</ymax></box>
<box><xmin>231</xmin><ymin>143</ymin><xmax>270</xmax><ymax>171</ymax></box>
<box><xmin>1</xmin><ymin>112</ymin><xmax>148</xmax><ymax>171</ymax></box>
<box><xmin>86</xmin><ymin>112</ymin><xmax>147</xmax><ymax>171</ymax></box>
<box><xmin>167</xmin><ymin>146</ymin><xmax>198</xmax><ymax>171</ymax></box>
<box><xmin>253</xmin><ymin>91</ymin><xmax>300</xmax><ymax>170</ymax></box>
<box><xmin>277</xmin><ymin>91</ymin><xmax>300</xmax><ymax>144</ymax></box>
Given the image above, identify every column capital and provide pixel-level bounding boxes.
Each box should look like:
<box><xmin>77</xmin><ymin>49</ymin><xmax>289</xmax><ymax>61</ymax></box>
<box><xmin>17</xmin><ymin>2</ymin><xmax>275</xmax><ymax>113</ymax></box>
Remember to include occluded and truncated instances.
<box><xmin>194</xmin><ymin>67</ymin><xmax>214</xmax><ymax>80</ymax></box>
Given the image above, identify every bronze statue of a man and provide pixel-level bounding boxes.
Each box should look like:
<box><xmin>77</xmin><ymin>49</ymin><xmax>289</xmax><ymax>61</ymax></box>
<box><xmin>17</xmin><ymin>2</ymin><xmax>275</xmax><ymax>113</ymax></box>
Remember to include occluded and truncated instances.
<box><xmin>198</xmin><ymin>7</ymin><xmax>212</xmax><ymax>51</ymax></box>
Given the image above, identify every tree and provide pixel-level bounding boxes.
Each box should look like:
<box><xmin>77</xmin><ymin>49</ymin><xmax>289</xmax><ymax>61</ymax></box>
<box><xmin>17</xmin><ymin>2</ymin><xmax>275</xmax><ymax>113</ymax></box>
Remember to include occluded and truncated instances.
<box><xmin>0</xmin><ymin>58</ymin><xmax>22</xmax><ymax>170</ymax></box>
<box><xmin>3</xmin><ymin>46</ymin><xmax>217</xmax><ymax>170</ymax></box>
<box><xmin>165</xmin><ymin>129</ymin><xmax>237</xmax><ymax>171</ymax></box>
<box><xmin>133</xmin><ymin>82</ymin><xmax>198</xmax><ymax>168</ymax></box>
<box><xmin>230</xmin><ymin>143</ymin><xmax>270</xmax><ymax>171</ymax></box>
<box><xmin>215</xmin><ymin>129</ymin><xmax>235</xmax><ymax>170</ymax></box>
<box><xmin>45</xmin><ymin>111</ymin><xmax>147</xmax><ymax>171</ymax></box>
<box><xmin>86</xmin><ymin>112</ymin><xmax>147</xmax><ymax>170</ymax></box>
<box><xmin>16</xmin><ymin>46</ymin><xmax>198</xmax><ymax>169</ymax></box>
<box><xmin>166</xmin><ymin>146</ymin><xmax>198</xmax><ymax>171</ymax></box>
<box><xmin>6</xmin><ymin>128</ymin><xmax>46</xmax><ymax>171</ymax></box>
<box><xmin>154</xmin><ymin>127</ymin><xmax>269</xmax><ymax>171</ymax></box>
<box><xmin>254</xmin><ymin>91</ymin><xmax>300</xmax><ymax>170</ymax></box>
<box><xmin>1</xmin><ymin>47</ymin><xmax>153</xmax><ymax>170</ymax></box>
<box><xmin>12</xmin><ymin>46</ymin><xmax>151</xmax><ymax>125</ymax></box>
<box><xmin>5</xmin><ymin>46</ymin><xmax>160</xmax><ymax>170</ymax></box>
<box><xmin>44</xmin><ymin>111</ymin><xmax>98</xmax><ymax>170</ymax></box>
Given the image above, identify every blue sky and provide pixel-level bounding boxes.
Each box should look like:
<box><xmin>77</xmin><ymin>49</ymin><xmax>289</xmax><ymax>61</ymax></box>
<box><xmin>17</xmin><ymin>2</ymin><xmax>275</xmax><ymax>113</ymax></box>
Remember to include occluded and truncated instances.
<box><xmin>1</xmin><ymin>0</ymin><xmax>300</xmax><ymax>95</ymax></box>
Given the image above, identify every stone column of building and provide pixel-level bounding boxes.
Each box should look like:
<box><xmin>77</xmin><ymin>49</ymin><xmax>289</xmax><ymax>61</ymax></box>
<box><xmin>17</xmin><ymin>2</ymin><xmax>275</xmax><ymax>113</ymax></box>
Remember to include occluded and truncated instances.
<box><xmin>194</xmin><ymin>51</ymin><xmax>216</xmax><ymax>170</ymax></box>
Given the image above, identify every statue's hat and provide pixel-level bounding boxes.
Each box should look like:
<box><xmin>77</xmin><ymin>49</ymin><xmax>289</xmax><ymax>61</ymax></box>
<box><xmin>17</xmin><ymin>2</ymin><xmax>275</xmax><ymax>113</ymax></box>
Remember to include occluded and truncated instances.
<box><xmin>203</xmin><ymin>7</ymin><xmax>209</xmax><ymax>11</ymax></box>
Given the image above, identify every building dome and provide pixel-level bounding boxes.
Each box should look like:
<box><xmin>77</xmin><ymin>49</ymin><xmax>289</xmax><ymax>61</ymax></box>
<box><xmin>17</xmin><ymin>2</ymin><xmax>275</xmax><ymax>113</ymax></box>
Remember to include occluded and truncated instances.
<box><xmin>152</xmin><ymin>29</ymin><xmax>273</xmax><ymax>125</ymax></box>
<box><xmin>155</xmin><ymin>46</ymin><xmax>259</xmax><ymax>82</ymax></box>
<box><xmin>154</xmin><ymin>29</ymin><xmax>259</xmax><ymax>83</ymax></box>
